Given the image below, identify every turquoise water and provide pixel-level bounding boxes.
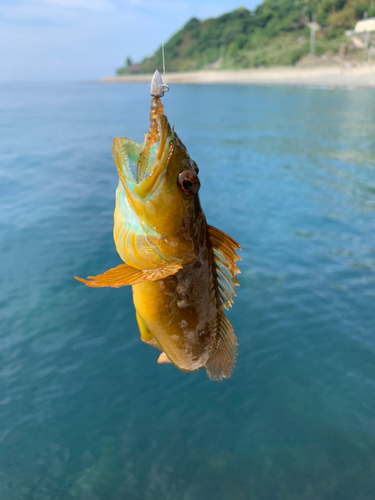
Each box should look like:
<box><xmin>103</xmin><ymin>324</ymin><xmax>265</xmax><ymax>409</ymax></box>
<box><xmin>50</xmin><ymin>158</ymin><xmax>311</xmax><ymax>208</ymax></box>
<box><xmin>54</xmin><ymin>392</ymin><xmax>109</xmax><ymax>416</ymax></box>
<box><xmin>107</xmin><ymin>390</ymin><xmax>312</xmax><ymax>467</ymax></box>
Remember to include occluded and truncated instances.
<box><xmin>1</xmin><ymin>82</ymin><xmax>375</xmax><ymax>499</ymax></box>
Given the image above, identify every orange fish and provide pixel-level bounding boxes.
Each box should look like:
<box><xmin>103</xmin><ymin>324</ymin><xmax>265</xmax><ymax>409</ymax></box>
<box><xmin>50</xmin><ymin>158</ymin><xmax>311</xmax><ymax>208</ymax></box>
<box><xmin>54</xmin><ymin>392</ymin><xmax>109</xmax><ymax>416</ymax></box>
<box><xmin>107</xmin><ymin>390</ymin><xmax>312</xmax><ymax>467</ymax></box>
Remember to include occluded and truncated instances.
<box><xmin>76</xmin><ymin>71</ymin><xmax>241</xmax><ymax>380</ymax></box>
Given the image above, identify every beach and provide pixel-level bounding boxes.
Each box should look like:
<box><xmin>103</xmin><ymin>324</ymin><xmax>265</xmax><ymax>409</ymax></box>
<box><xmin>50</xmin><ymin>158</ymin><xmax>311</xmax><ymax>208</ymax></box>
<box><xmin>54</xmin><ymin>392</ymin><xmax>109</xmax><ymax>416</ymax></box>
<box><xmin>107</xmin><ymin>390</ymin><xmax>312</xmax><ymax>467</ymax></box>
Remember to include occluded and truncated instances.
<box><xmin>101</xmin><ymin>63</ymin><xmax>375</xmax><ymax>89</ymax></box>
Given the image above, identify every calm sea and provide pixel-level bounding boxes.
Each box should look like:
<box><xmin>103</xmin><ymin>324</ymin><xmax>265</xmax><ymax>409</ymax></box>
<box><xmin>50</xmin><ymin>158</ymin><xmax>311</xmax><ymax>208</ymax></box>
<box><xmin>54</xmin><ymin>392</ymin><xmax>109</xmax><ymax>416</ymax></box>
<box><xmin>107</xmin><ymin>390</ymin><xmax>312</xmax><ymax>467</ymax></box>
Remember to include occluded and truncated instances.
<box><xmin>1</xmin><ymin>82</ymin><xmax>375</xmax><ymax>500</ymax></box>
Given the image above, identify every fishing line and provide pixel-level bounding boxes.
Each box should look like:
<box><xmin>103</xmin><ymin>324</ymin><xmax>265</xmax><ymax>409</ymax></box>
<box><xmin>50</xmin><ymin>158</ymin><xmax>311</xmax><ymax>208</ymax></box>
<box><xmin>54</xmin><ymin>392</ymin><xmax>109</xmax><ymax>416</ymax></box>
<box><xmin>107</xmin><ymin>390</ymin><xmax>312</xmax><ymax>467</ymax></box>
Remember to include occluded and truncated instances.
<box><xmin>159</xmin><ymin>2</ymin><xmax>167</xmax><ymax>86</ymax></box>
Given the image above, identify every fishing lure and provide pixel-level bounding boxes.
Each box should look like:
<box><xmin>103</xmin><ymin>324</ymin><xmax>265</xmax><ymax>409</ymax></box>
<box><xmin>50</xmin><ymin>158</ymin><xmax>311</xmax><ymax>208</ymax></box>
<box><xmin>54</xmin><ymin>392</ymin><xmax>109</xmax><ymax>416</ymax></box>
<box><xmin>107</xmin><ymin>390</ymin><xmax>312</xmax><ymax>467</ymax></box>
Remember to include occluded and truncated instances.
<box><xmin>76</xmin><ymin>71</ymin><xmax>241</xmax><ymax>380</ymax></box>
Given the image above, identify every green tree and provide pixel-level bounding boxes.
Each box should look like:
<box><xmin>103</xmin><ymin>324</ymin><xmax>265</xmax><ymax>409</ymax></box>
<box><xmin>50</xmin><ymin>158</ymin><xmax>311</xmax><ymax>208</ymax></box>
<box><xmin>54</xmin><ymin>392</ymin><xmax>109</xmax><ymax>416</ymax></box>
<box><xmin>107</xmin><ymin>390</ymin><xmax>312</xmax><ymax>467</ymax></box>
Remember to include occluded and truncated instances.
<box><xmin>115</xmin><ymin>0</ymin><xmax>366</xmax><ymax>74</ymax></box>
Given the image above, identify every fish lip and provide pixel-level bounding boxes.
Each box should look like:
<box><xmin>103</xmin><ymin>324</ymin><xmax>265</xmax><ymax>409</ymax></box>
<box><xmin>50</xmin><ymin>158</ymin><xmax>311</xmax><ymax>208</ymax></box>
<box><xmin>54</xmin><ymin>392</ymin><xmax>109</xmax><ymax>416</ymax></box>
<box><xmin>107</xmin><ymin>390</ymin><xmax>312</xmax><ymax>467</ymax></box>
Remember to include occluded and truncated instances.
<box><xmin>114</xmin><ymin>114</ymin><xmax>173</xmax><ymax>198</ymax></box>
<box><xmin>138</xmin><ymin>114</ymin><xmax>170</xmax><ymax>183</ymax></box>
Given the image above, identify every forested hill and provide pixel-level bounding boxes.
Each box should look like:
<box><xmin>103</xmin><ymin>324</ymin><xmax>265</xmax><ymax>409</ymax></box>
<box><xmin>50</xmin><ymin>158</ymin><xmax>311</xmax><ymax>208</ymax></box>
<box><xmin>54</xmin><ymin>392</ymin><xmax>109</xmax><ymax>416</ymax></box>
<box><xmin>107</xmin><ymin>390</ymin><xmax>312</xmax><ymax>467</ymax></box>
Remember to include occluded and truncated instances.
<box><xmin>117</xmin><ymin>0</ymin><xmax>375</xmax><ymax>73</ymax></box>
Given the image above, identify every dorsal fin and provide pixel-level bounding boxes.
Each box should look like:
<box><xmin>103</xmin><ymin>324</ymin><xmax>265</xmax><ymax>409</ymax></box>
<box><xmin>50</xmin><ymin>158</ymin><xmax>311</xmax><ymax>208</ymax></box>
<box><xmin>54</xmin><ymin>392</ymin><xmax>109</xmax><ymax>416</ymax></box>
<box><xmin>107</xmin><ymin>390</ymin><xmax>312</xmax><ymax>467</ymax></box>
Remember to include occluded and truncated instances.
<box><xmin>208</xmin><ymin>225</ymin><xmax>241</xmax><ymax>310</ymax></box>
<box><xmin>206</xmin><ymin>225</ymin><xmax>241</xmax><ymax>381</ymax></box>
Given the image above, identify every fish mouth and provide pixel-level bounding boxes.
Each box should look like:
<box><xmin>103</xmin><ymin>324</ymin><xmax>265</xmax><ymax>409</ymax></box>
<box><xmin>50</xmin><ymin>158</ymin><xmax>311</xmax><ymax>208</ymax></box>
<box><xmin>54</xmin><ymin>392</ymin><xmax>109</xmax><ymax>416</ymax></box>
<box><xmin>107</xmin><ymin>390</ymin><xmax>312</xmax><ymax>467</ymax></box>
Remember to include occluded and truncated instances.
<box><xmin>113</xmin><ymin>114</ymin><xmax>174</xmax><ymax>199</ymax></box>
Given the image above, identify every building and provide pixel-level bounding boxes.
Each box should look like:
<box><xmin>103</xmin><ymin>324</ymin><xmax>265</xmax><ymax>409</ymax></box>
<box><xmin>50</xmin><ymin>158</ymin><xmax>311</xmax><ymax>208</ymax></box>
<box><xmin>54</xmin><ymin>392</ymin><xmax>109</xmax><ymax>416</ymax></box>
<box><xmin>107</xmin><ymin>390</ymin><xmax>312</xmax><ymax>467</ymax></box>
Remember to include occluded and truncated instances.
<box><xmin>355</xmin><ymin>18</ymin><xmax>375</xmax><ymax>33</ymax></box>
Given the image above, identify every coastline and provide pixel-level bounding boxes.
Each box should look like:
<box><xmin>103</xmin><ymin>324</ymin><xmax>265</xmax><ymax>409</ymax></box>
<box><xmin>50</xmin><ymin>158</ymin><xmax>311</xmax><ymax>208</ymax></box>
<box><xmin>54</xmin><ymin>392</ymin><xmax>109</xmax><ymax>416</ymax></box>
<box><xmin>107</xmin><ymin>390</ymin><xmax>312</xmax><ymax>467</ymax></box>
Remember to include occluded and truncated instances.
<box><xmin>100</xmin><ymin>64</ymin><xmax>375</xmax><ymax>89</ymax></box>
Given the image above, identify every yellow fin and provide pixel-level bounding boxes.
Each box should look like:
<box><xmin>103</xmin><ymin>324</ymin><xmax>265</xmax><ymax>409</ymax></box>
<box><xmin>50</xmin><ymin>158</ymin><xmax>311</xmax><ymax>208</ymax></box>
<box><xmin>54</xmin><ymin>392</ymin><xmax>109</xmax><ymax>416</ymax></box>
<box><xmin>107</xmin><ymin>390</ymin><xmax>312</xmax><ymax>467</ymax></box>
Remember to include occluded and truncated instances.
<box><xmin>208</xmin><ymin>225</ymin><xmax>241</xmax><ymax>310</ymax></box>
<box><xmin>75</xmin><ymin>263</ymin><xmax>182</xmax><ymax>288</ymax></box>
<box><xmin>157</xmin><ymin>352</ymin><xmax>172</xmax><ymax>364</ymax></box>
<box><xmin>208</xmin><ymin>225</ymin><xmax>241</xmax><ymax>252</ymax></box>
<box><xmin>206</xmin><ymin>312</ymin><xmax>238</xmax><ymax>381</ymax></box>
<box><xmin>205</xmin><ymin>225</ymin><xmax>241</xmax><ymax>380</ymax></box>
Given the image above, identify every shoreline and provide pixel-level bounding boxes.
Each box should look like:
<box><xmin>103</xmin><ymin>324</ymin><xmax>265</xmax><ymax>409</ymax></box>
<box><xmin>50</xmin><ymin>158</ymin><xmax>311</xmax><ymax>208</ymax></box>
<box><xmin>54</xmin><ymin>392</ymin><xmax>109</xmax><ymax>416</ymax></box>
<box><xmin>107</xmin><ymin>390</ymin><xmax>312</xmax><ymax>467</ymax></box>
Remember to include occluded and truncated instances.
<box><xmin>100</xmin><ymin>64</ymin><xmax>375</xmax><ymax>89</ymax></box>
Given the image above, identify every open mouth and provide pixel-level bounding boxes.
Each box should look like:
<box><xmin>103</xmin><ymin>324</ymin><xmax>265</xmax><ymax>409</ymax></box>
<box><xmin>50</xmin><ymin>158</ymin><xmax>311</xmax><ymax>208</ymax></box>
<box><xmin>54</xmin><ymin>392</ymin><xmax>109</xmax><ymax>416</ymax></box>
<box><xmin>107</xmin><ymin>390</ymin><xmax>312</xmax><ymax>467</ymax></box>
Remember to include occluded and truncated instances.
<box><xmin>113</xmin><ymin>114</ymin><xmax>174</xmax><ymax>197</ymax></box>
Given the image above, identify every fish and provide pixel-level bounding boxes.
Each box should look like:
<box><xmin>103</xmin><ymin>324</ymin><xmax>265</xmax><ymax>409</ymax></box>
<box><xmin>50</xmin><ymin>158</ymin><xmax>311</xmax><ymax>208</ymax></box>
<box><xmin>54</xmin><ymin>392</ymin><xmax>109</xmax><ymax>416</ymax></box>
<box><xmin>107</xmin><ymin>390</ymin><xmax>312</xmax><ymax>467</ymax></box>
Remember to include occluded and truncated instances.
<box><xmin>76</xmin><ymin>70</ymin><xmax>241</xmax><ymax>381</ymax></box>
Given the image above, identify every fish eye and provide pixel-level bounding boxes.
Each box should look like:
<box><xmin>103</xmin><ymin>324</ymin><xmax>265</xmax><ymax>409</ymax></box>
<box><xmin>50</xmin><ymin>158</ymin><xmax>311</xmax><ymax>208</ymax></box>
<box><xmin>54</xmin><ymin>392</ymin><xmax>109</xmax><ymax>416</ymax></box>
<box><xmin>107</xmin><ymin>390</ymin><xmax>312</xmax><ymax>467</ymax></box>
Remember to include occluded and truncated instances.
<box><xmin>182</xmin><ymin>179</ymin><xmax>193</xmax><ymax>190</ymax></box>
<box><xmin>178</xmin><ymin>171</ymin><xmax>200</xmax><ymax>197</ymax></box>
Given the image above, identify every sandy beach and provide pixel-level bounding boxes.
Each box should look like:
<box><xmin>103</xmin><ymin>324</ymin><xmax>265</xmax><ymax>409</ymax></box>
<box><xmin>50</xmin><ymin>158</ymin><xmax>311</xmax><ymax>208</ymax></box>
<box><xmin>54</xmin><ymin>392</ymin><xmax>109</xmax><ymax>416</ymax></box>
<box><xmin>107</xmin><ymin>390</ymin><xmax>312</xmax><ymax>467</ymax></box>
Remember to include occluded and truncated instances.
<box><xmin>100</xmin><ymin>64</ymin><xmax>375</xmax><ymax>89</ymax></box>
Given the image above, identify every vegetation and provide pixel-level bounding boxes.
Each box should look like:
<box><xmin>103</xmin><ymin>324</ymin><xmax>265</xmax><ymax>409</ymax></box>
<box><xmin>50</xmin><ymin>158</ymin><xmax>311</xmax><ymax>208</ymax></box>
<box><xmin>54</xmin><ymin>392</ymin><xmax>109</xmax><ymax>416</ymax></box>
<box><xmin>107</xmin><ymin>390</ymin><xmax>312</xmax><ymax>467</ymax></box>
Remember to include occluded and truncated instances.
<box><xmin>116</xmin><ymin>0</ymin><xmax>375</xmax><ymax>74</ymax></box>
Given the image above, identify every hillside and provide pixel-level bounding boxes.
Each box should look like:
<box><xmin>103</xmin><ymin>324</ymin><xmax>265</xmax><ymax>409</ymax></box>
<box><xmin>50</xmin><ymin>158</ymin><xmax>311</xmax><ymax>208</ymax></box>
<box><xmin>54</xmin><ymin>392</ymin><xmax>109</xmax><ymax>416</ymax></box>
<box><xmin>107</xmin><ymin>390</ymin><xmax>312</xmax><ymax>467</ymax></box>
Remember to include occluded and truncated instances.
<box><xmin>117</xmin><ymin>0</ymin><xmax>375</xmax><ymax>74</ymax></box>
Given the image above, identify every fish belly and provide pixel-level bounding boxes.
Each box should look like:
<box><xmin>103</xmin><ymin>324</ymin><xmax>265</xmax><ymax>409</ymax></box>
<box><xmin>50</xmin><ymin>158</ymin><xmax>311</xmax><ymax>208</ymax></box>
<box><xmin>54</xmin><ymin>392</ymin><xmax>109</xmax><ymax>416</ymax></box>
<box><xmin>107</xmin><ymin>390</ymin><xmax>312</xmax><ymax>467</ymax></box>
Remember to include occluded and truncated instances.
<box><xmin>132</xmin><ymin>257</ymin><xmax>218</xmax><ymax>372</ymax></box>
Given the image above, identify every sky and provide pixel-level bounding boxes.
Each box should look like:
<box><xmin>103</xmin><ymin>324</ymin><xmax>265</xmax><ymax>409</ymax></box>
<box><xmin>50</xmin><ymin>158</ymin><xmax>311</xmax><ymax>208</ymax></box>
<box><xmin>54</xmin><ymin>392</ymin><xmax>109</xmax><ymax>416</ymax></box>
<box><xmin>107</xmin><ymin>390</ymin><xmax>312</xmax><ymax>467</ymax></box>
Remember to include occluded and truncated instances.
<box><xmin>0</xmin><ymin>0</ymin><xmax>261</xmax><ymax>82</ymax></box>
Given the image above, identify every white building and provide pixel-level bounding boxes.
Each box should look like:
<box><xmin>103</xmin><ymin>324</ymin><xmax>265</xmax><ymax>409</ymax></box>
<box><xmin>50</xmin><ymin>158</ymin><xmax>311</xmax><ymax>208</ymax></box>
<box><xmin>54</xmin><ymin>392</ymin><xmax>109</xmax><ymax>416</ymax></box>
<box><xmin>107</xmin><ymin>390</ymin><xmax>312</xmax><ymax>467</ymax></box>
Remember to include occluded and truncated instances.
<box><xmin>355</xmin><ymin>18</ymin><xmax>375</xmax><ymax>33</ymax></box>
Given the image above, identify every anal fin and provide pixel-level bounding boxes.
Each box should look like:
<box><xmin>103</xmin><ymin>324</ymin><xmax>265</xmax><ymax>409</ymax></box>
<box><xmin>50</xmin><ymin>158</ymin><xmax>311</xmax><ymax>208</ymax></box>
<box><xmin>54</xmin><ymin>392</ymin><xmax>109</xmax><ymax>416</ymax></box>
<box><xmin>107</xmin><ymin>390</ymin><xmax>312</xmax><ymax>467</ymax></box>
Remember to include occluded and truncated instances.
<box><xmin>206</xmin><ymin>312</ymin><xmax>238</xmax><ymax>381</ymax></box>
<box><xmin>75</xmin><ymin>263</ymin><xmax>182</xmax><ymax>288</ymax></box>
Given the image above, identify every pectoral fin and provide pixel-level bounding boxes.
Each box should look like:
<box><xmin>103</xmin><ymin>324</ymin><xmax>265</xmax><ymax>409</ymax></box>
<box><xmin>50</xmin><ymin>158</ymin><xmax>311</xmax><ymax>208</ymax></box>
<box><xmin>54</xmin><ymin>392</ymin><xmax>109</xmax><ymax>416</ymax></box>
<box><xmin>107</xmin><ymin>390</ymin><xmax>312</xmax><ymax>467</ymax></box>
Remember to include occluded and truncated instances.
<box><xmin>75</xmin><ymin>263</ymin><xmax>182</xmax><ymax>288</ymax></box>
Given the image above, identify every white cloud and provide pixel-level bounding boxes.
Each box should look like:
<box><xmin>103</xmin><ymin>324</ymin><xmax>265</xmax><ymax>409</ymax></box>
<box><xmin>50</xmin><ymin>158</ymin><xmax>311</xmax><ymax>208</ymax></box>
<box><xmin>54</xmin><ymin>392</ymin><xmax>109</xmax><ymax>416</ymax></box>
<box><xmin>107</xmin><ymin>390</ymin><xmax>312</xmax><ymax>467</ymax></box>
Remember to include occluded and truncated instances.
<box><xmin>0</xmin><ymin>0</ymin><xmax>113</xmax><ymax>22</ymax></box>
<box><xmin>39</xmin><ymin>0</ymin><xmax>113</xmax><ymax>11</ymax></box>
<box><xmin>0</xmin><ymin>0</ymin><xmax>262</xmax><ymax>82</ymax></box>
<box><xmin>129</xmin><ymin>0</ymin><xmax>188</xmax><ymax>10</ymax></box>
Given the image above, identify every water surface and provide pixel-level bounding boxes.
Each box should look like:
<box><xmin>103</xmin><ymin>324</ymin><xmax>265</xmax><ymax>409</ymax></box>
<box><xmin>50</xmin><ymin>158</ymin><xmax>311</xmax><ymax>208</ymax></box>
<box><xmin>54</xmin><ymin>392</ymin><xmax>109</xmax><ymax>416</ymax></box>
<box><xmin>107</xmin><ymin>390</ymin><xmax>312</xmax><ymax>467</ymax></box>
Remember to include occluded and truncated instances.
<box><xmin>1</xmin><ymin>83</ymin><xmax>375</xmax><ymax>499</ymax></box>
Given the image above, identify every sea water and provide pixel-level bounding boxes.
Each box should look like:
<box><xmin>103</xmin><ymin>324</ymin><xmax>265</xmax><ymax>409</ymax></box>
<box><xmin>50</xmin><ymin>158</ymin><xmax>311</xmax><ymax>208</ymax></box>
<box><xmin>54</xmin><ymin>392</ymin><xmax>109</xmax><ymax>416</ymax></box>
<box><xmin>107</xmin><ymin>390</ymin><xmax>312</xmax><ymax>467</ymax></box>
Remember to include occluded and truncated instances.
<box><xmin>1</xmin><ymin>82</ymin><xmax>375</xmax><ymax>499</ymax></box>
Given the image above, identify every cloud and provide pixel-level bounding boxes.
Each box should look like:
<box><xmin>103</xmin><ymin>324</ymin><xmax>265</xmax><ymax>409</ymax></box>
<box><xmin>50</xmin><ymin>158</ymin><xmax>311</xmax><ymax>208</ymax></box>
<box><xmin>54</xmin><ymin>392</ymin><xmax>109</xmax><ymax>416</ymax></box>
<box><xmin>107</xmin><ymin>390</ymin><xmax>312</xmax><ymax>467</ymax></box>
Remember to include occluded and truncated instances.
<box><xmin>129</xmin><ymin>0</ymin><xmax>189</xmax><ymax>10</ymax></box>
<box><xmin>0</xmin><ymin>0</ymin><xmax>113</xmax><ymax>22</ymax></box>
<box><xmin>39</xmin><ymin>0</ymin><xmax>113</xmax><ymax>11</ymax></box>
<box><xmin>0</xmin><ymin>0</ymin><xmax>262</xmax><ymax>82</ymax></box>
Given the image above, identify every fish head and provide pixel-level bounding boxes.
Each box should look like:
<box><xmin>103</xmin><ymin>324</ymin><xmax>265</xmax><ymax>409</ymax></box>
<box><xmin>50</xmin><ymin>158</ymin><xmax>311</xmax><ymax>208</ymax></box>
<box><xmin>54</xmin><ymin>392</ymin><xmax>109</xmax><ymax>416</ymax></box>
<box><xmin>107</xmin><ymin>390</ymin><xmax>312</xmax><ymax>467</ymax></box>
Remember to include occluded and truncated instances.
<box><xmin>113</xmin><ymin>113</ymin><xmax>202</xmax><ymax>263</ymax></box>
